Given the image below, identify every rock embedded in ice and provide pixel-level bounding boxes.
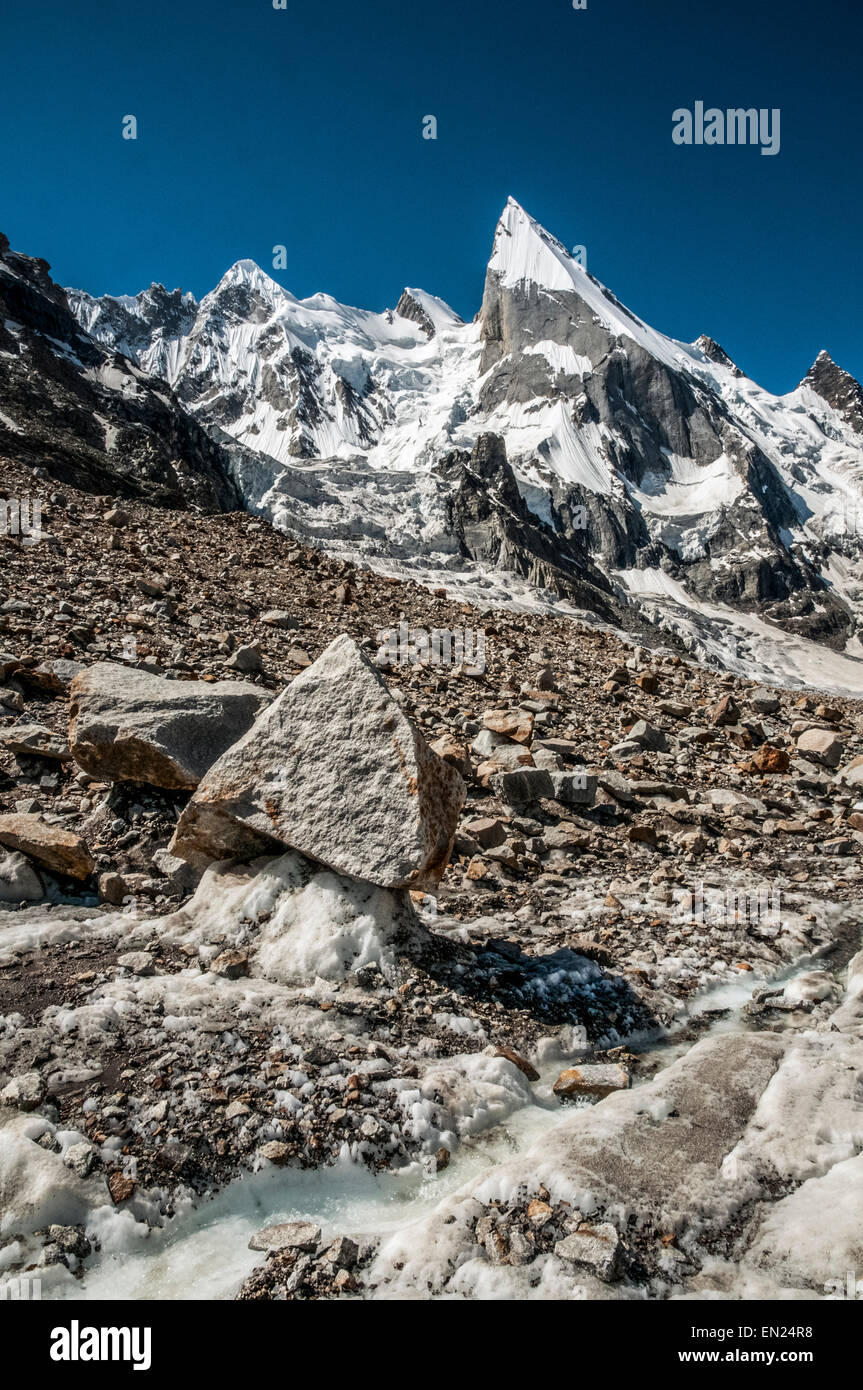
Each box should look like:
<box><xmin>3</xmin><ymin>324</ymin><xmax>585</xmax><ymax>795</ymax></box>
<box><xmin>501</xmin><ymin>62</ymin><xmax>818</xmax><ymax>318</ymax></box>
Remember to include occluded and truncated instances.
<box><xmin>553</xmin><ymin>1062</ymin><xmax>631</xmax><ymax>1100</ymax></box>
<box><xmin>117</xmin><ymin>951</ymin><xmax>155</xmax><ymax>976</ymax></box>
<box><xmin>494</xmin><ymin>1045</ymin><xmax>540</xmax><ymax>1081</ymax></box>
<box><xmin>249</xmin><ymin>1222</ymin><xmax>321</xmax><ymax>1254</ymax></box>
<box><xmin>170</xmin><ymin>635</ymin><xmax>466</xmax><ymax>890</ymax></box>
<box><xmin>257</xmin><ymin>1141</ymin><xmax>293</xmax><ymax>1166</ymax></box>
<box><xmin>0</xmin><ymin>813</ymin><xmax>94</xmax><ymax>880</ymax></box>
<box><xmin>0</xmin><ymin>849</ymin><xmax>45</xmax><ymax>902</ymax></box>
<box><xmin>554</xmin><ymin>1222</ymin><xmax>623</xmax><ymax>1282</ymax></box>
<box><xmin>0</xmin><ymin>1070</ymin><xmax>45</xmax><ymax>1111</ymax></box>
<box><xmin>62</xmin><ymin>1141</ymin><xmax>97</xmax><ymax>1178</ymax></box>
<box><xmin>68</xmin><ymin>662</ymin><xmax>271</xmax><ymax>789</ymax></box>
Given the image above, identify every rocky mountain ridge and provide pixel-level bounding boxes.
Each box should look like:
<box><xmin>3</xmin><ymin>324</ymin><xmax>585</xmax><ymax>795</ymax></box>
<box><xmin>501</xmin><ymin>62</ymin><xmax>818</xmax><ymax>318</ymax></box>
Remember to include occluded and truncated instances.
<box><xmin>62</xmin><ymin>200</ymin><xmax>863</xmax><ymax>689</ymax></box>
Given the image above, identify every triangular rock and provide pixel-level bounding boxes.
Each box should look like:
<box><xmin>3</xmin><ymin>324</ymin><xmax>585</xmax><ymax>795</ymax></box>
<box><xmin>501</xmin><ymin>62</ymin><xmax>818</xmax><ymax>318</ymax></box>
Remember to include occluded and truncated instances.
<box><xmin>169</xmin><ymin>635</ymin><xmax>465</xmax><ymax>889</ymax></box>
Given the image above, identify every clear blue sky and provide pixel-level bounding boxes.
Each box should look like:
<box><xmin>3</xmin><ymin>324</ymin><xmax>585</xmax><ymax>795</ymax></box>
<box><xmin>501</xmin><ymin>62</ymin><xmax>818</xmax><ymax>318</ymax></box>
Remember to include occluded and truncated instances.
<box><xmin>1</xmin><ymin>0</ymin><xmax>860</xmax><ymax>394</ymax></box>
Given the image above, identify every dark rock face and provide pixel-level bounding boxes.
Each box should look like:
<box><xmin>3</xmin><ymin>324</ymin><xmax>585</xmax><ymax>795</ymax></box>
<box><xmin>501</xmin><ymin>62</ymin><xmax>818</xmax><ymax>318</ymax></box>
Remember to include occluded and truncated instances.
<box><xmin>693</xmin><ymin>334</ymin><xmax>744</xmax><ymax>377</ymax></box>
<box><xmin>438</xmin><ymin>434</ymin><xmax>618</xmax><ymax>622</ymax></box>
<box><xmin>802</xmin><ymin>350</ymin><xmax>863</xmax><ymax>436</ymax></box>
<box><xmin>0</xmin><ymin>233</ymin><xmax>239</xmax><ymax>510</ymax></box>
<box><xmin>69</xmin><ymin>281</ymin><xmax>198</xmax><ymax>367</ymax></box>
<box><xmin>395</xmin><ymin>290</ymin><xmax>436</xmax><ymax>339</ymax></box>
<box><xmin>476</xmin><ymin>246</ymin><xmax>856</xmax><ymax>649</ymax></box>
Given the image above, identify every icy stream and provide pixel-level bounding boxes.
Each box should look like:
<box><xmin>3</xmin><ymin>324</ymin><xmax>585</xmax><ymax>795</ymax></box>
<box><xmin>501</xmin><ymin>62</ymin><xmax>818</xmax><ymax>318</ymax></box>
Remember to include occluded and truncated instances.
<box><xmin>51</xmin><ymin>944</ymin><xmax>843</xmax><ymax>1302</ymax></box>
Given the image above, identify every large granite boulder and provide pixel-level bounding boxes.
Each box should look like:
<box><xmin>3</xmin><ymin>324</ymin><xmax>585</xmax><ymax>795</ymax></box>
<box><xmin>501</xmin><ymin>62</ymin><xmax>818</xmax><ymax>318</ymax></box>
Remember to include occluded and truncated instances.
<box><xmin>169</xmin><ymin>635</ymin><xmax>465</xmax><ymax>890</ymax></box>
<box><xmin>68</xmin><ymin>664</ymin><xmax>271</xmax><ymax>789</ymax></box>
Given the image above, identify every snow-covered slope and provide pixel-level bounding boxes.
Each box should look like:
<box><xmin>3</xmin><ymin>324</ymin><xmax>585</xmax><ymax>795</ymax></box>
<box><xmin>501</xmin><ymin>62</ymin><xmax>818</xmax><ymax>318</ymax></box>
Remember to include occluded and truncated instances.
<box><xmin>66</xmin><ymin>199</ymin><xmax>863</xmax><ymax>690</ymax></box>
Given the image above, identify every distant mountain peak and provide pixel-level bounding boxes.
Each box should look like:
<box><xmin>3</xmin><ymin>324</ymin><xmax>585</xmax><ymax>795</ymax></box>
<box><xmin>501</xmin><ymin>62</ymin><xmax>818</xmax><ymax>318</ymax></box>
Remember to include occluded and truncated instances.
<box><xmin>211</xmin><ymin>259</ymin><xmax>295</xmax><ymax>307</ymax></box>
<box><xmin>801</xmin><ymin>349</ymin><xmax>863</xmax><ymax>435</ymax></box>
<box><xmin>693</xmin><ymin>334</ymin><xmax>743</xmax><ymax>377</ymax></box>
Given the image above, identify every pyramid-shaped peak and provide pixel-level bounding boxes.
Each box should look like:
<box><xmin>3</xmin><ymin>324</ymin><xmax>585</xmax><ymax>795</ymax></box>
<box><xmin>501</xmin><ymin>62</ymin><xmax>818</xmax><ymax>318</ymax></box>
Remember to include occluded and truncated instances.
<box><xmin>213</xmin><ymin>259</ymin><xmax>296</xmax><ymax>305</ymax></box>
<box><xmin>489</xmin><ymin>198</ymin><xmax>584</xmax><ymax>292</ymax></box>
<box><xmin>801</xmin><ymin>349</ymin><xmax>863</xmax><ymax>434</ymax></box>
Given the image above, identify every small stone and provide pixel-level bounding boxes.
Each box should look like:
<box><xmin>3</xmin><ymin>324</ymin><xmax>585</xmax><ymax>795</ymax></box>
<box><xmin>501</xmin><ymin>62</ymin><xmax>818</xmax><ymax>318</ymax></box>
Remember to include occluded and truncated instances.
<box><xmin>494</xmin><ymin>1045</ymin><xmax>540</xmax><ymax>1081</ymax></box>
<box><xmin>63</xmin><ymin>1142</ymin><xmax>97</xmax><ymax>1178</ymax></box>
<box><xmin>796</xmin><ymin>728</ymin><xmax>844</xmax><ymax>768</ymax></box>
<box><xmin>261</xmin><ymin>611</ymin><xmax>300</xmax><ymax>629</ymax></box>
<box><xmin>0</xmin><ymin>1071</ymin><xmax>45</xmax><ymax>1110</ymax></box>
<box><xmin>707</xmin><ymin>694</ymin><xmax>740</xmax><ymax>726</ymax></box>
<box><xmin>749</xmin><ymin>688</ymin><xmax>780</xmax><ymax>715</ymax></box>
<box><xmin>626</xmin><ymin>721</ymin><xmax>669</xmax><ymax>753</ymax></box>
<box><xmin>248</xmin><ymin>1221</ymin><xmax>321</xmax><ymax>1252</ymax></box>
<box><xmin>527</xmin><ymin>1199</ymin><xmax>554</xmax><ymax>1226</ymax></box>
<box><xmin>211</xmin><ymin>948</ymin><xmax>250</xmax><ymax>979</ymax></box>
<box><xmin>490</xmin><ymin>768</ymin><xmax>554</xmax><ymax>805</ymax></box>
<box><xmin>553</xmin><ymin>1062</ymin><xmax>630</xmax><ymax>1100</ymax></box>
<box><xmin>117</xmin><ymin>951</ymin><xmax>154</xmax><ymax>976</ymax></box>
<box><xmin>483</xmin><ymin>709</ymin><xmax>534</xmax><ymax>744</ymax></box>
<box><xmin>257</xmin><ymin>1141</ymin><xmax>292</xmax><ymax>1165</ymax></box>
<box><xmin>108</xmin><ymin>1172</ymin><xmax>136</xmax><ymax>1204</ymax></box>
<box><xmin>429</xmin><ymin>733</ymin><xmax>470</xmax><ymax>776</ymax></box>
<box><xmin>461</xmin><ymin>817</ymin><xmax>507</xmax><ymax>849</ymax></box>
<box><xmin>99</xmin><ymin>871</ymin><xmax>128</xmax><ymax>906</ymax></box>
<box><xmin>743</xmin><ymin>744</ymin><xmax>790</xmax><ymax>774</ymax></box>
<box><xmin>325</xmin><ymin>1235</ymin><xmax>359</xmax><ymax>1268</ymax></box>
<box><xmin>0</xmin><ymin>851</ymin><xmax>45</xmax><ymax>903</ymax></box>
<box><xmin>555</xmin><ymin>1222</ymin><xmax>623</xmax><ymax>1282</ymax></box>
<box><xmin>224</xmin><ymin>642</ymin><xmax>263</xmax><ymax>674</ymax></box>
<box><xmin>627</xmin><ymin>824</ymin><xmax>659</xmax><ymax>846</ymax></box>
<box><xmin>0</xmin><ymin>724</ymin><xmax>71</xmax><ymax>762</ymax></box>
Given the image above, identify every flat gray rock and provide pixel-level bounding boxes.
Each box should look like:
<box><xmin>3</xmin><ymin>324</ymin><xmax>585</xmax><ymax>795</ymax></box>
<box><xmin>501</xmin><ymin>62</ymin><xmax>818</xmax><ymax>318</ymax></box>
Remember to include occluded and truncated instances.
<box><xmin>68</xmin><ymin>663</ymin><xmax>271</xmax><ymax>789</ymax></box>
<box><xmin>248</xmin><ymin>1221</ymin><xmax>322</xmax><ymax>1253</ymax></box>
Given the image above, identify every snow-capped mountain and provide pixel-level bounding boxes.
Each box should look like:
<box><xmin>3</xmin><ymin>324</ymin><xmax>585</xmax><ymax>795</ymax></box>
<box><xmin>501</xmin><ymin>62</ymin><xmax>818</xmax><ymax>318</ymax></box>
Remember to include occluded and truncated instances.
<box><xmin>34</xmin><ymin>201</ymin><xmax>863</xmax><ymax>687</ymax></box>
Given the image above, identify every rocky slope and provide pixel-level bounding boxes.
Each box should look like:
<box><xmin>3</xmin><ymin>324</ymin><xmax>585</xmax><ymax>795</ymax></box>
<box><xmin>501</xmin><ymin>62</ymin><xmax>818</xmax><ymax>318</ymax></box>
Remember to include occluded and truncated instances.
<box><xmin>0</xmin><ymin>235</ymin><xmax>238</xmax><ymax>510</ymax></box>
<box><xmin>1</xmin><ymin>454</ymin><xmax>862</xmax><ymax>1301</ymax></box>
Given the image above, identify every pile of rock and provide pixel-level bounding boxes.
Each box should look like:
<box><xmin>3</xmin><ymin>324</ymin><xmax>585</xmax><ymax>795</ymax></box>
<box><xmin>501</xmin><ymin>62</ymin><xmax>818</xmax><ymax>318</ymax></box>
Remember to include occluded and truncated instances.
<box><xmin>470</xmin><ymin>1191</ymin><xmax>627</xmax><ymax>1283</ymax></box>
<box><xmin>238</xmin><ymin>1222</ymin><xmax>374</xmax><ymax>1300</ymax></box>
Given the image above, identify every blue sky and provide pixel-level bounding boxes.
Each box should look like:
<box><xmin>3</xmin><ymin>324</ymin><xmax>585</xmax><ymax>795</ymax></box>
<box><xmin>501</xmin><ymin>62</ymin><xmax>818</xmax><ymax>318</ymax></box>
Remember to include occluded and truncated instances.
<box><xmin>1</xmin><ymin>0</ymin><xmax>860</xmax><ymax>393</ymax></box>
